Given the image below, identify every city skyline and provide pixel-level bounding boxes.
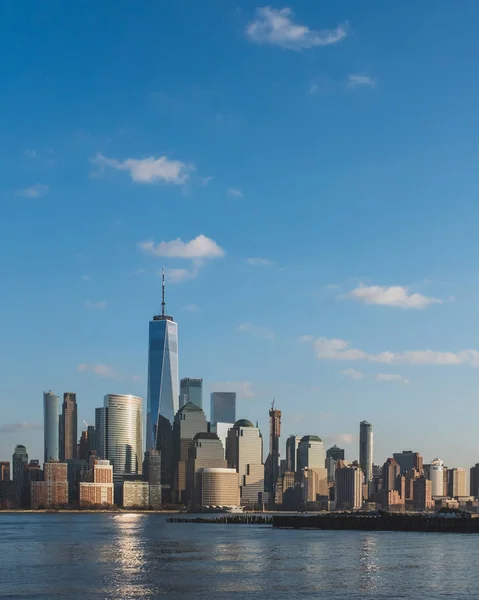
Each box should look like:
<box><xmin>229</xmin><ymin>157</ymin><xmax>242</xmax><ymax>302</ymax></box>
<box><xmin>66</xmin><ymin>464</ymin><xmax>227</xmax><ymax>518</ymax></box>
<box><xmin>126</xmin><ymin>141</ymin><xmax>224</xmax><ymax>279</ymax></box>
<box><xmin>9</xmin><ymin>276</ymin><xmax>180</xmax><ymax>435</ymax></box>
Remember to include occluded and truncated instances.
<box><xmin>4</xmin><ymin>2</ymin><xmax>479</xmax><ymax>471</ymax></box>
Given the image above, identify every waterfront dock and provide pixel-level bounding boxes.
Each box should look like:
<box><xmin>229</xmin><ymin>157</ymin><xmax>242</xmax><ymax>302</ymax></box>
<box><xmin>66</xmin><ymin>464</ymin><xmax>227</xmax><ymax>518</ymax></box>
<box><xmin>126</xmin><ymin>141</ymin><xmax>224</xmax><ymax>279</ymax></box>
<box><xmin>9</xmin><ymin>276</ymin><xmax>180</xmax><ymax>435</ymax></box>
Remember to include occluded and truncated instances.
<box><xmin>167</xmin><ymin>514</ymin><xmax>273</xmax><ymax>525</ymax></box>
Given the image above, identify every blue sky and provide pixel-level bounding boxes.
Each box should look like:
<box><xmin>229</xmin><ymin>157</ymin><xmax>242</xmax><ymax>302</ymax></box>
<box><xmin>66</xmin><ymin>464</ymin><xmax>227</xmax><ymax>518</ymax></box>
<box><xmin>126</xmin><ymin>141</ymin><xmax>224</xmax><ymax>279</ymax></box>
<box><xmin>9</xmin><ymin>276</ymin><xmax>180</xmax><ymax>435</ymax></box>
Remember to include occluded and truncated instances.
<box><xmin>2</xmin><ymin>1</ymin><xmax>479</xmax><ymax>471</ymax></box>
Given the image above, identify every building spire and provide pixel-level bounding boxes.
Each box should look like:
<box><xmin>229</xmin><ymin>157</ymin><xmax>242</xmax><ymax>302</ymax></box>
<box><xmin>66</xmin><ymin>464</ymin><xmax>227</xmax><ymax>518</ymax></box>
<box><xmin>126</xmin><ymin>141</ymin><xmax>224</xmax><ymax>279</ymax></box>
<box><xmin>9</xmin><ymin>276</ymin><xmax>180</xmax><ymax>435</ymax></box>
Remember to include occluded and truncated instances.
<box><xmin>161</xmin><ymin>266</ymin><xmax>166</xmax><ymax>317</ymax></box>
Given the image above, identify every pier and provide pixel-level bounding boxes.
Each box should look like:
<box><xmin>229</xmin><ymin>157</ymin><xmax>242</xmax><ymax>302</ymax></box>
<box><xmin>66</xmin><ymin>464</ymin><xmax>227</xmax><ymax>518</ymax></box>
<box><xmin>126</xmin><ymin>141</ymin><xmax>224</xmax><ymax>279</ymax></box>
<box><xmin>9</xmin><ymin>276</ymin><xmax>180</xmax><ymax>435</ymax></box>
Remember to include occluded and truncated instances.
<box><xmin>167</xmin><ymin>514</ymin><xmax>273</xmax><ymax>525</ymax></box>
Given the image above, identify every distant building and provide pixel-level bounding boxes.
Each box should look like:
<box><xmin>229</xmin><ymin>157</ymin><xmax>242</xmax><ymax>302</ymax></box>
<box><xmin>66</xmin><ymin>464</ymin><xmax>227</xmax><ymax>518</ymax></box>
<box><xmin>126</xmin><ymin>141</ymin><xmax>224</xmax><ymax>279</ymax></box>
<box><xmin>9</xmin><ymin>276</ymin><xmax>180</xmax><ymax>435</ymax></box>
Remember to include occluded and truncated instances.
<box><xmin>60</xmin><ymin>393</ymin><xmax>78</xmax><ymax>461</ymax></box>
<box><xmin>143</xmin><ymin>450</ymin><xmax>162</xmax><ymax>508</ymax></box>
<box><xmin>393</xmin><ymin>451</ymin><xmax>423</xmax><ymax>475</ymax></box>
<box><xmin>413</xmin><ymin>476</ymin><xmax>434</xmax><ymax>510</ymax></box>
<box><xmin>43</xmin><ymin>391</ymin><xmax>60</xmax><ymax>463</ymax></box>
<box><xmin>123</xmin><ymin>481</ymin><xmax>149</xmax><ymax>508</ymax></box>
<box><xmin>12</xmin><ymin>445</ymin><xmax>28</xmax><ymax>506</ymax></box>
<box><xmin>78</xmin><ymin>431</ymin><xmax>89</xmax><ymax>462</ymax></box>
<box><xmin>470</xmin><ymin>463</ymin><xmax>479</xmax><ymax>498</ymax></box>
<box><xmin>429</xmin><ymin>458</ymin><xmax>444</xmax><ymax>497</ymax></box>
<box><xmin>264</xmin><ymin>403</ymin><xmax>281</xmax><ymax>500</ymax></box>
<box><xmin>87</xmin><ymin>425</ymin><xmax>96</xmax><ymax>455</ymax></box>
<box><xmin>198</xmin><ymin>468</ymin><xmax>240</xmax><ymax>507</ymax></box>
<box><xmin>0</xmin><ymin>462</ymin><xmax>10</xmax><ymax>481</ymax></box>
<box><xmin>96</xmin><ymin>394</ymin><xmax>143</xmax><ymax>480</ymax></box>
<box><xmin>285</xmin><ymin>435</ymin><xmax>301</xmax><ymax>474</ymax></box>
<box><xmin>172</xmin><ymin>402</ymin><xmax>208</xmax><ymax>503</ymax></box>
<box><xmin>187</xmin><ymin>433</ymin><xmax>227</xmax><ymax>506</ymax></box>
<box><xmin>79</xmin><ymin>459</ymin><xmax>114</xmax><ymax>508</ymax></box>
<box><xmin>382</xmin><ymin>458</ymin><xmax>403</xmax><ymax>509</ymax></box>
<box><xmin>336</xmin><ymin>465</ymin><xmax>363</xmax><ymax>510</ymax></box>
<box><xmin>447</xmin><ymin>468</ymin><xmax>466</xmax><ymax>498</ymax></box>
<box><xmin>297</xmin><ymin>436</ymin><xmax>325</xmax><ymax>471</ymax></box>
<box><xmin>66</xmin><ymin>459</ymin><xmax>88</xmax><ymax>503</ymax></box>
<box><xmin>31</xmin><ymin>461</ymin><xmax>68</xmax><ymax>509</ymax></box>
<box><xmin>226</xmin><ymin>420</ymin><xmax>264</xmax><ymax>506</ymax></box>
<box><xmin>359</xmin><ymin>421</ymin><xmax>373</xmax><ymax>485</ymax></box>
<box><xmin>23</xmin><ymin>460</ymin><xmax>43</xmax><ymax>507</ymax></box>
<box><xmin>210</xmin><ymin>392</ymin><xmax>236</xmax><ymax>424</ymax></box>
<box><xmin>180</xmin><ymin>378</ymin><xmax>203</xmax><ymax>409</ymax></box>
<box><xmin>327</xmin><ymin>445</ymin><xmax>345</xmax><ymax>461</ymax></box>
<box><xmin>210</xmin><ymin>422</ymin><xmax>233</xmax><ymax>458</ymax></box>
<box><xmin>302</xmin><ymin>467</ymin><xmax>328</xmax><ymax>505</ymax></box>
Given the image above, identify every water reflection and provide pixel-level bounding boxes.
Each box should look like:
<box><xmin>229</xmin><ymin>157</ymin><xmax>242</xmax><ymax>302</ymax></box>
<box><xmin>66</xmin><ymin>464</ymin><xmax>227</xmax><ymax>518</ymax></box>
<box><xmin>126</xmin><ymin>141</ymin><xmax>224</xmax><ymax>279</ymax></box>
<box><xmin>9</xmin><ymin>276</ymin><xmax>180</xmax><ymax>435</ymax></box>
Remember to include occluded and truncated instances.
<box><xmin>359</xmin><ymin>534</ymin><xmax>381</xmax><ymax>593</ymax></box>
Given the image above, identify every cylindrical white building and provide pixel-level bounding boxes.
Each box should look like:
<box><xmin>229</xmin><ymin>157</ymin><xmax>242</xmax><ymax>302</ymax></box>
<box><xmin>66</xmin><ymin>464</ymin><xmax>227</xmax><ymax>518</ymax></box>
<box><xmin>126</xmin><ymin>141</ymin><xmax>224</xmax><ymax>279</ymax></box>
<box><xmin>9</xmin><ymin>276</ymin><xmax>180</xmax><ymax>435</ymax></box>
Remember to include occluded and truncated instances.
<box><xmin>430</xmin><ymin>458</ymin><xmax>444</xmax><ymax>497</ymax></box>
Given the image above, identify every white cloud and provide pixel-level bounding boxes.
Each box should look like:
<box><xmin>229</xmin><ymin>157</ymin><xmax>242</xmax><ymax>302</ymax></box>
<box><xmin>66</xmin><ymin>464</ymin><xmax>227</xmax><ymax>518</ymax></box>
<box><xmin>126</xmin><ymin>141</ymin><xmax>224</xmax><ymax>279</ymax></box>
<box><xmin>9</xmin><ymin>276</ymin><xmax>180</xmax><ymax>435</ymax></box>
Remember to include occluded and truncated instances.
<box><xmin>347</xmin><ymin>283</ymin><xmax>442</xmax><ymax>309</ymax></box>
<box><xmin>246</xmin><ymin>7</ymin><xmax>347</xmax><ymax>50</ymax></box>
<box><xmin>16</xmin><ymin>183</ymin><xmax>49</xmax><ymax>198</ymax></box>
<box><xmin>375</xmin><ymin>373</ymin><xmax>409</xmax><ymax>384</ymax></box>
<box><xmin>92</xmin><ymin>153</ymin><xmax>191</xmax><ymax>184</ymax></box>
<box><xmin>338</xmin><ymin>433</ymin><xmax>355</xmax><ymax>444</ymax></box>
<box><xmin>201</xmin><ymin>176</ymin><xmax>214</xmax><ymax>185</ymax></box>
<box><xmin>183</xmin><ymin>303</ymin><xmax>200</xmax><ymax>313</ymax></box>
<box><xmin>246</xmin><ymin>257</ymin><xmax>275</xmax><ymax>267</ymax></box>
<box><xmin>309</xmin><ymin>83</ymin><xmax>319</xmax><ymax>94</ymax></box>
<box><xmin>139</xmin><ymin>234</ymin><xmax>225</xmax><ymax>259</ymax></box>
<box><xmin>303</xmin><ymin>336</ymin><xmax>479</xmax><ymax>366</ymax></box>
<box><xmin>85</xmin><ymin>300</ymin><xmax>107</xmax><ymax>310</ymax></box>
<box><xmin>24</xmin><ymin>149</ymin><xmax>37</xmax><ymax>158</ymax></box>
<box><xmin>341</xmin><ymin>368</ymin><xmax>364</xmax><ymax>380</ymax></box>
<box><xmin>227</xmin><ymin>187</ymin><xmax>243</xmax><ymax>197</ymax></box>
<box><xmin>164</xmin><ymin>266</ymin><xmax>199</xmax><ymax>284</ymax></box>
<box><xmin>77</xmin><ymin>363</ymin><xmax>120</xmax><ymax>379</ymax></box>
<box><xmin>237</xmin><ymin>322</ymin><xmax>275</xmax><ymax>340</ymax></box>
<box><xmin>348</xmin><ymin>74</ymin><xmax>376</xmax><ymax>88</ymax></box>
<box><xmin>210</xmin><ymin>381</ymin><xmax>254</xmax><ymax>398</ymax></box>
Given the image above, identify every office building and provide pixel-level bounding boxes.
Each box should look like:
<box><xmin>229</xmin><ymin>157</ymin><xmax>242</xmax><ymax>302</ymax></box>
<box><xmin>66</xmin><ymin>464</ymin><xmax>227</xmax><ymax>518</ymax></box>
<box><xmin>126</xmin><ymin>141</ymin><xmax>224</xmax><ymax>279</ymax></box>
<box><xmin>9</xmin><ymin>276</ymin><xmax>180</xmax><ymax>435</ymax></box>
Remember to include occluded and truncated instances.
<box><xmin>470</xmin><ymin>463</ymin><xmax>479</xmax><ymax>498</ymax></box>
<box><xmin>285</xmin><ymin>435</ymin><xmax>301</xmax><ymax>473</ymax></box>
<box><xmin>78</xmin><ymin>430</ymin><xmax>89</xmax><ymax>461</ymax></box>
<box><xmin>210</xmin><ymin>422</ymin><xmax>233</xmax><ymax>457</ymax></box>
<box><xmin>143</xmin><ymin>449</ymin><xmax>162</xmax><ymax>508</ymax></box>
<box><xmin>60</xmin><ymin>392</ymin><xmax>78</xmax><ymax>461</ymax></box>
<box><xmin>0</xmin><ymin>462</ymin><xmax>10</xmax><ymax>481</ymax></box>
<box><xmin>198</xmin><ymin>468</ymin><xmax>240</xmax><ymax>507</ymax></box>
<box><xmin>180</xmin><ymin>378</ymin><xmax>203</xmax><ymax>409</ymax></box>
<box><xmin>146</xmin><ymin>272</ymin><xmax>178</xmax><ymax>490</ymax></box>
<box><xmin>79</xmin><ymin>459</ymin><xmax>114</xmax><ymax>507</ymax></box>
<box><xmin>359</xmin><ymin>421</ymin><xmax>373</xmax><ymax>485</ymax></box>
<box><xmin>447</xmin><ymin>468</ymin><xmax>466</xmax><ymax>498</ymax></box>
<box><xmin>87</xmin><ymin>425</ymin><xmax>96</xmax><ymax>455</ymax></box>
<box><xmin>96</xmin><ymin>394</ymin><xmax>143</xmax><ymax>479</ymax></box>
<box><xmin>210</xmin><ymin>392</ymin><xmax>236</xmax><ymax>424</ymax></box>
<box><xmin>297</xmin><ymin>436</ymin><xmax>325</xmax><ymax>471</ymax></box>
<box><xmin>12</xmin><ymin>445</ymin><xmax>28</xmax><ymax>506</ymax></box>
<box><xmin>413</xmin><ymin>476</ymin><xmax>434</xmax><ymax>510</ymax></box>
<box><xmin>123</xmin><ymin>481</ymin><xmax>150</xmax><ymax>508</ymax></box>
<box><xmin>43</xmin><ymin>391</ymin><xmax>59</xmax><ymax>463</ymax></box>
<box><xmin>172</xmin><ymin>402</ymin><xmax>208</xmax><ymax>503</ymax></box>
<box><xmin>31</xmin><ymin>461</ymin><xmax>68</xmax><ymax>509</ymax></box>
<box><xmin>393</xmin><ymin>450</ymin><xmax>423</xmax><ymax>475</ymax></box>
<box><xmin>226</xmin><ymin>420</ymin><xmax>264</xmax><ymax>505</ymax></box>
<box><xmin>302</xmin><ymin>467</ymin><xmax>328</xmax><ymax>504</ymax></box>
<box><xmin>187</xmin><ymin>433</ymin><xmax>227</xmax><ymax>506</ymax></box>
<box><xmin>336</xmin><ymin>464</ymin><xmax>363</xmax><ymax>510</ymax></box>
<box><xmin>430</xmin><ymin>458</ymin><xmax>444</xmax><ymax>497</ymax></box>
<box><xmin>327</xmin><ymin>445</ymin><xmax>345</xmax><ymax>462</ymax></box>
<box><xmin>264</xmin><ymin>403</ymin><xmax>281</xmax><ymax>499</ymax></box>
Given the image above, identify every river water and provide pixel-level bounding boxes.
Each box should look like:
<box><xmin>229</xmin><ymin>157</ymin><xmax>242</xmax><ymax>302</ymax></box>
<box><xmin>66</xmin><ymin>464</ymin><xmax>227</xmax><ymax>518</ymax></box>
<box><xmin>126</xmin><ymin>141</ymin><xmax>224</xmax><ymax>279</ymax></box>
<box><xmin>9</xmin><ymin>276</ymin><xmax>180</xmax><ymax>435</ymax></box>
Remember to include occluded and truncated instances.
<box><xmin>1</xmin><ymin>513</ymin><xmax>478</xmax><ymax>599</ymax></box>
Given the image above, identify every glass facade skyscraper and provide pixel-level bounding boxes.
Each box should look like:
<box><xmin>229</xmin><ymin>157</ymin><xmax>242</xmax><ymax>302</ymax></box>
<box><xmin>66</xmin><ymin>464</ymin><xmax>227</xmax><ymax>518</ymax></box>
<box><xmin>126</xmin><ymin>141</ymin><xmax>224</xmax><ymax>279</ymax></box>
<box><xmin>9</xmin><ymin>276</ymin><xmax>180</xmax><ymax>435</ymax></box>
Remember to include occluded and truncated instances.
<box><xmin>146</xmin><ymin>275</ymin><xmax>179</xmax><ymax>487</ymax></box>
<box><xmin>359</xmin><ymin>420</ymin><xmax>373</xmax><ymax>483</ymax></box>
<box><xmin>180</xmin><ymin>378</ymin><xmax>203</xmax><ymax>409</ymax></box>
<box><xmin>60</xmin><ymin>392</ymin><xmax>78</xmax><ymax>461</ymax></box>
<box><xmin>210</xmin><ymin>392</ymin><xmax>236</xmax><ymax>424</ymax></box>
<box><xmin>43</xmin><ymin>391</ymin><xmax>59</xmax><ymax>463</ymax></box>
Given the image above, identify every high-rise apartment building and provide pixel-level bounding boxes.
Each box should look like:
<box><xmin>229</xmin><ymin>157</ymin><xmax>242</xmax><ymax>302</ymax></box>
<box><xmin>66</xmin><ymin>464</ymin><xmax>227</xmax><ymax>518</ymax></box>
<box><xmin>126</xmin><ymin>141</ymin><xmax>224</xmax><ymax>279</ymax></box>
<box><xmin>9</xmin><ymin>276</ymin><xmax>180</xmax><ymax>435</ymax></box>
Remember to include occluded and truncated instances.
<box><xmin>31</xmin><ymin>461</ymin><xmax>69</xmax><ymax>509</ymax></box>
<box><xmin>123</xmin><ymin>481</ymin><xmax>150</xmax><ymax>508</ymax></box>
<box><xmin>96</xmin><ymin>394</ymin><xmax>143</xmax><ymax>479</ymax></box>
<box><xmin>264</xmin><ymin>403</ymin><xmax>281</xmax><ymax>499</ymax></box>
<box><xmin>43</xmin><ymin>391</ymin><xmax>59</xmax><ymax>463</ymax></box>
<box><xmin>60</xmin><ymin>393</ymin><xmax>78</xmax><ymax>461</ymax></box>
<box><xmin>285</xmin><ymin>435</ymin><xmax>301</xmax><ymax>473</ymax></box>
<box><xmin>172</xmin><ymin>402</ymin><xmax>208</xmax><ymax>503</ymax></box>
<box><xmin>210</xmin><ymin>392</ymin><xmax>236</xmax><ymax>424</ymax></box>
<box><xmin>336</xmin><ymin>464</ymin><xmax>363</xmax><ymax>510</ymax></box>
<box><xmin>413</xmin><ymin>476</ymin><xmax>434</xmax><ymax>510</ymax></box>
<box><xmin>430</xmin><ymin>458</ymin><xmax>444</xmax><ymax>497</ymax></box>
<box><xmin>12</xmin><ymin>445</ymin><xmax>28</xmax><ymax>506</ymax></box>
<box><xmin>297</xmin><ymin>436</ymin><xmax>325</xmax><ymax>471</ymax></box>
<box><xmin>0</xmin><ymin>462</ymin><xmax>10</xmax><ymax>481</ymax></box>
<box><xmin>146</xmin><ymin>272</ymin><xmax>179</xmax><ymax>489</ymax></box>
<box><xmin>187</xmin><ymin>432</ymin><xmax>227</xmax><ymax>506</ymax></box>
<box><xmin>226</xmin><ymin>420</ymin><xmax>264</xmax><ymax>505</ymax></box>
<box><xmin>180</xmin><ymin>378</ymin><xmax>203</xmax><ymax>409</ymax></box>
<box><xmin>447</xmin><ymin>468</ymin><xmax>466</xmax><ymax>498</ymax></box>
<box><xmin>79</xmin><ymin>459</ymin><xmax>114</xmax><ymax>507</ymax></box>
<box><xmin>393</xmin><ymin>451</ymin><xmax>424</xmax><ymax>475</ymax></box>
<box><xmin>359</xmin><ymin>421</ymin><xmax>373</xmax><ymax>485</ymax></box>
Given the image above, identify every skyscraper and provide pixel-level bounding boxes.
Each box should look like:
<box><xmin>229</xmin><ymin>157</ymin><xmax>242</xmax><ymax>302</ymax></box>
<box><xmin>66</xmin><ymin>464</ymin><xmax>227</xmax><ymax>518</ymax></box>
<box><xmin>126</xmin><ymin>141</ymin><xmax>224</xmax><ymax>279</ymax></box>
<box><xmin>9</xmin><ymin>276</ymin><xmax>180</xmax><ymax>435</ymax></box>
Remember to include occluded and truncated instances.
<box><xmin>187</xmin><ymin>432</ymin><xmax>227</xmax><ymax>506</ymax></box>
<box><xmin>430</xmin><ymin>458</ymin><xmax>444</xmax><ymax>497</ymax></box>
<box><xmin>43</xmin><ymin>391</ymin><xmax>59</xmax><ymax>463</ymax></box>
<box><xmin>470</xmin><ymin>463</ymin><xmax>479</xmax><ymax>498</ymax></box>
<box><xmin>210</xmin><ymin>392</ymin><xmax>236</xmax><ymax>424</ymax></box>
<box><xmin>180</xmin><ymin>378</ymin><xmax>203</xmax><ymax>409</ymax></box>
<box><xmin>285</xmin><ymin>435</ymin><xmax>301</xmax><ymax>473</ymax></box>
<box><xmin>96</xmin><ymin>394</ymin><xmax>143</xmax><ymax>479</ymax></box>
<box><xmin>146</xmin><ymin>270</ymin><xmax>179</xmax><ymax>487</ymax></box>
<box><xmin>12</xmin><ymin>445</ymin><xmax>28</xmax><ymax>506</ymax></box>
<box><xmin>393</xmin><ymin>450</ymin><xmax>424</xmax><ymax>475</ymax></box>
<box><xmin>359</xmin><ymin>421</ymin><xmax>373</xmax><ymax>484</ymax></box>
<box><xmin>60</xmin><ymin>393</ymin><xmax>78</xmax><ymax>461</ymax></box>
<box><xmin>335</xmin><ymin>464</ymin><xmax>363</xmax><ymax>510</ymax></box>
<box><xmin>297</xmin><ymin>436</ymin><xmax>325</xmax><ymax>471</ymax></box>
<box><xmin>226</xmin><ymin>420</ymin><xmax>264</xmax><ymax>505</ymax></box>
<box><xmin>264</xmin><ymin>402</ymin><xmax>281</xmax><ymax>498</ymax></box>
<box><xmin>447</xmin><ymin>468</ymin><xmax>466</xmax><ymax>498</ymax></box>
<box><xmin>326</xmin><ymin>445</ymin><xmax>345</xmax><ymax>461</ymax></box>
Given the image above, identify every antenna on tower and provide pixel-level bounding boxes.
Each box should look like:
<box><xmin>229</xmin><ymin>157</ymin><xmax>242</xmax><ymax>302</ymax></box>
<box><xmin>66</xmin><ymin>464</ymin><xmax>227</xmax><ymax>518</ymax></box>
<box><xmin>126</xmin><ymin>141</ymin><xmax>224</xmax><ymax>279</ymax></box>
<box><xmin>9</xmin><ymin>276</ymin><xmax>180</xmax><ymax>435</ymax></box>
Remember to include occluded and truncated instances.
<box><xmin>272</xmin><ymin>398</ymin><xmax>275</xmax><ymax>410</ymax></box>
<box><xmin>161</xmin><ymin>266</ymin><xmax>166</xmax><ymax>317</ymax></box>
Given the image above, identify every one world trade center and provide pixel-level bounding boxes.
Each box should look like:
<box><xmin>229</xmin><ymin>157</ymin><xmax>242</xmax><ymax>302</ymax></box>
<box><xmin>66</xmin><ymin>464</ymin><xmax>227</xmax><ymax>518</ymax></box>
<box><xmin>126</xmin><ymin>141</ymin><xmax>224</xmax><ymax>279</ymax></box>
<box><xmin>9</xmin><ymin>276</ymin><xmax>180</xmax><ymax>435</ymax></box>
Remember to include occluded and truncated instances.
<box><xmin>146</xmin><ymin>270</ymin><xmax>179</xmax><ymax>489</ymax></box>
